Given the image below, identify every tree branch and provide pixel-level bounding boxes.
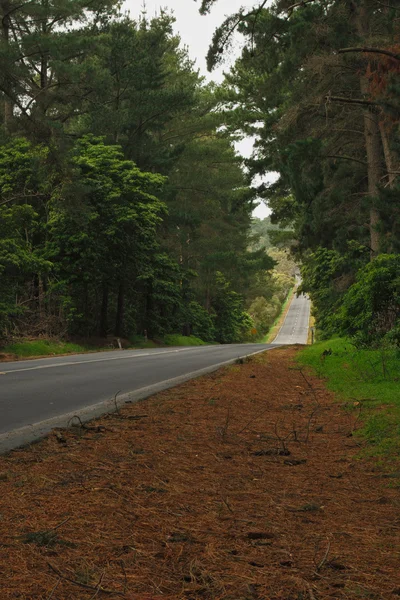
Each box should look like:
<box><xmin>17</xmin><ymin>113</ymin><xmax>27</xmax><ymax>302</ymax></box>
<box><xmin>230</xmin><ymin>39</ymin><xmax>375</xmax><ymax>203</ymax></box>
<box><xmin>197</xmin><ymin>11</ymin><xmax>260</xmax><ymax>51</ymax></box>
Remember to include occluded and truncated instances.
<box><xmin>327</xmin><ymin>95</ymin><xmax>380</xmax><ymax>107</ymax></box>
<box><xmin>339</xmin><ymin>47</ymin><xmax>400</xmax><ymax>60</ymax></box>
<box><xmin>324</xmin><ymin>154</ymin><xmax>367</xmax><ymax>166</ymax></box>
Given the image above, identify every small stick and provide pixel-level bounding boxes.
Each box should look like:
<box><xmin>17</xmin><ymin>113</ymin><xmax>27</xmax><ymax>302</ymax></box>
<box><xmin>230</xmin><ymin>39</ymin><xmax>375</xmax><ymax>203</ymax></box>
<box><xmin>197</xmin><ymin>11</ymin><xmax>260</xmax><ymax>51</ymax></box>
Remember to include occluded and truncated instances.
<box><xmin>89</xmin><ymin>570</ymin><xmax>106</xmax><ymax>599</ymax></box>
<box><xmin>47</xmin><ymin>563</ymin><xmax>124</xmax><ymax>596</ymax></box>
<box><xmin>51</xmin><ymin>516</ymin><xmax>71</xmax><ymax>531</ymax></box>
<box><xmin>305</xmin><ymin>580</ymin><xmax>317</xmax><ymax>600</ymax></box>
<box><xmin>299</xmin><ymin>369</ymin><xmax>320</xmax><ymax>405</ymax></box>
<box><xmin>120</xmin><ymin>560</ymin><xmax>128</xmax><ymax>594</ymax></box>
<box><xmin>46</xmin><ymin>579</ymin><xmax>61</xmax><ymax>599</ymax></box>
<box><xmin>316</xmin><ymin>538</ymin><xmax>331</xmax><ymax>573</ymax></box>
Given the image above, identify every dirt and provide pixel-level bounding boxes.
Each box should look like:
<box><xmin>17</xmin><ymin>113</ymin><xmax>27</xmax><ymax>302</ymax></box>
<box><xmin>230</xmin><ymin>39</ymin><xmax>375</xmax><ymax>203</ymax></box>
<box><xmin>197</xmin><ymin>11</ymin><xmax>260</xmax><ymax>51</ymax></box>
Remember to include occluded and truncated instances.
<box><xmin>0</xmin><ymin>347</ymin><xmax>399</xmax><ymax>599</ymax></box>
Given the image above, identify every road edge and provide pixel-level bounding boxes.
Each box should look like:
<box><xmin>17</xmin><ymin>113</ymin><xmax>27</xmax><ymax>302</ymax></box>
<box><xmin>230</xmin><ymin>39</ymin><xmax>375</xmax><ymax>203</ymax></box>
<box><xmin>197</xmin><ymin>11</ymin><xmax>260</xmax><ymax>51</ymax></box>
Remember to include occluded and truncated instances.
<box><xmin>0</xmin><ymin>346</ymin><xmax>274</xmax><ymax>454</ymax></box>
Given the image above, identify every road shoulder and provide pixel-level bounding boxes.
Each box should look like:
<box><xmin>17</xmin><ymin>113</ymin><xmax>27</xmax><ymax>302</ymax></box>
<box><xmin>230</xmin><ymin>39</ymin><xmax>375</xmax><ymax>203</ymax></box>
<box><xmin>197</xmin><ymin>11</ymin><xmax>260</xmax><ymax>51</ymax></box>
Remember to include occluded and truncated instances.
<box><xmin>0</xmin><ymin>347</ymin><xmax>398</xmax><ymax>598</ymax></box>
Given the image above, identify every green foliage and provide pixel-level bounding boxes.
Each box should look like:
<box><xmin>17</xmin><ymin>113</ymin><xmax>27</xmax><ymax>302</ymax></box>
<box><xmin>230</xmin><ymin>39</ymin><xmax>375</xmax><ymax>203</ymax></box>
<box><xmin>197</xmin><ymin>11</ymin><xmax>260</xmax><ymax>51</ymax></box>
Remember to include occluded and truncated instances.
<box><xmin>0</xmin><ymin>8</ymin><xmax>281</xmax><ymax>347</ymax></box>
<box><xmin>1</xmin><ymin>340</ymin><xmax>92</xmax><ymax>357</ymax></box>
<box><xmin>212</xmin><ymin>272</ymin><xmax>253</xmax><ymax>343</ymax></box>
<box><xmin>338</xmin><ymin>255</ymin><xmax>400</xmax><ymax>347</ymax></box>
<box><xmin>208</xmin><ymin>0</ymin><xmax>400</xmax><ymax>343</ymax></box>
<box><xmin>48</xmin><ymin>135</ymin><xmax>165</xmax><ymax>337</ymax></box>
<box><xmin>300</xmin><ymin>245</ymin><xmax>368</xmax><ymax>338</ymax></box>
<box><xmin>182</xmin><ymin>301</ymin><xmax>216</xmax><ymax>342</ymax></box>
<box><xmin>163</xmin><ymin>334</ymin><xmax>208</xmax><ymax>347</ymax></box>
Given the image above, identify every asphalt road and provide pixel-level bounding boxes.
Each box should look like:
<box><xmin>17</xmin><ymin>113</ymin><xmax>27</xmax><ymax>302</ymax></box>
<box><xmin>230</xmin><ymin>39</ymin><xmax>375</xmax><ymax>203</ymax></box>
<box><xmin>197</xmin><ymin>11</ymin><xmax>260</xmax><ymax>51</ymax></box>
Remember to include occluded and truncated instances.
<box><xmin>273</xmin><ymin>292</ymin><xmax>311</xmax><ymax>345</ymax></box>
<box><xmin>0</xmin><ymin>291</ymin><xmax>310</xmax><ymax>452</ymax></box>
<box><xmin>0</xmin><ymin>343</ymin><xmax>273</xmax><ymax>452</ymax></box>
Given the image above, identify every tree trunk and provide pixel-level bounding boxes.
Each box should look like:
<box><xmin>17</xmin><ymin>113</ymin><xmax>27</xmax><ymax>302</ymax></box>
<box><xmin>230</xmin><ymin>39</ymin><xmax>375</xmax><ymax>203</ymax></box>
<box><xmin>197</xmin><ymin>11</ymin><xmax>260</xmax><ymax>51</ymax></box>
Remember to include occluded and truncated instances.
<box><xmin>115</xmin><ymin>281</ymin><xmax>125</xmax><ymax>337</ymax></box>
<box><xmin>1</xmin><ymin>0</ymin><xmax>13</xmax><ymax>129</ymax></box>
<box><xmin>354</xmin><ymin>0</ymin><xmax>384</xmax><ymax>256</ymax></box>
<box><xmin>379</xmin><ymin>119</ymin><xmax>397</xmax><ymax>189</ymax></box>
<box><xmin>99</xmin><ymin>282</ymin><xmax>109</xmax><ymax>337</ymax></box>
<box><xmin>362</xmin><ymin>106</ymin><xmax>382</xmax><ymax>255</ymax></box>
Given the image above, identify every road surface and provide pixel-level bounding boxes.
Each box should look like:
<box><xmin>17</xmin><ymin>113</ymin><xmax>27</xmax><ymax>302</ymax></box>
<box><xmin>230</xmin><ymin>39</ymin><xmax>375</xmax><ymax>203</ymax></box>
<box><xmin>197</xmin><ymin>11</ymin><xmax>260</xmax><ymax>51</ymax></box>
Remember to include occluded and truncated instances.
<box><xmin>272</xmin><ymin>292</ymin><xmax>311</xmax><ymax>345</ymax></box>
<box><xmin>0</xmin><ymin>292</ymin><xmax>310</xmax><ymax>452</ymax></box>
<box><xmin>0</xmin><ymin>343</ymin><xmax>272</xmax><ymax>452</ymax></box>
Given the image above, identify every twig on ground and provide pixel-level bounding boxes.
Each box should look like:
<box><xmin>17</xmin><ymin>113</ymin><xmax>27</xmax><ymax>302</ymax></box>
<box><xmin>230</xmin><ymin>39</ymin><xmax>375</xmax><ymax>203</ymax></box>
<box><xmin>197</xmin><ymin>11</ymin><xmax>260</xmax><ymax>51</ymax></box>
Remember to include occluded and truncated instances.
<box><xmin>304</xmin><ymin>407</ymin><xmax>320</xmax><ymax>443</ymax></box>
<box><xmin>89</xmin><ymin>570</ymin><xmax>106</xmax><ymax>599</ymax></box>
<box><xmin>299</xmin><ymin>369</ymin><xmax>320</xmax><ymax>405</ymax></box>
<box><xmin>273</xmin><ymin>422</ymin><xmax>288</xmax><ymax>453</ymax></box>
<box><xmin>46</xmin><ymin>579</ymin><xmax>61</xmax><ymax>599</ymax></box>
<box><xmin>305</xmin><ymin>580</ymin><xmax>318</xmax><ymax>600</ymax></box>
<box><xmin>119</xmin><ymin>560</ymin><xmax>128</xmax><ymax>594</ymax></box>
<box><xmin>218</xmin><ymin>402</ymin><xmax>232</xmax><ymax>441</ymax></box>
<box><xmin>47</xmin><ymin>563</ymin><xmax>124</xmax><ymax>596</ymax></box>
<box><xmin>221</xmin><ymin>496</ymin><xmax>234</xmax><ymax>514</ymax></box>
<box><xmin>51</xmin><ymin>516</ymin><xmax>71</xmax><ymax>531</ymax></box>
<box><xmin>315</xmin><ymin>537</ymin><xmax>331</xmax><ymax>574</ymax></box>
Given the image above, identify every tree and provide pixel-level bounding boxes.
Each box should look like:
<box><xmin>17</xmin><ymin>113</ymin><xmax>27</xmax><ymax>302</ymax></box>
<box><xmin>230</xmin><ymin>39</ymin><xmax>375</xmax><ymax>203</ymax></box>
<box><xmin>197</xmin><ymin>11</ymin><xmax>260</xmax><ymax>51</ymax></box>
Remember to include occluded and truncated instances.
<box><xmin>0</xmin><ymin>0</ymin><xmax>117</xmax><ymax>139</ymax></box>
<box><xmin>200</xmin><ymin>0</ymin><xmax>400</xmax><ymax>337</ymax></box>
<box><xmin>48</xmin><ymin>136</ymin><xmax>165</xmax><ymax>337</ymax></box>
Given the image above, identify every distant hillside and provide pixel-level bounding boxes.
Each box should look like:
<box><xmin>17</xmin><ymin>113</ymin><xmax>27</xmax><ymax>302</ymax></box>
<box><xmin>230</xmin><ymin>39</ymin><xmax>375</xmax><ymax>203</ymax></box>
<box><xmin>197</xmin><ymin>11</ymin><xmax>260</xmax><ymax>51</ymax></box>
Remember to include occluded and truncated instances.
<box><xmin>249</xmin><ymin>217</ymin><xmax>291</xmax><ymax>251</ymax></box>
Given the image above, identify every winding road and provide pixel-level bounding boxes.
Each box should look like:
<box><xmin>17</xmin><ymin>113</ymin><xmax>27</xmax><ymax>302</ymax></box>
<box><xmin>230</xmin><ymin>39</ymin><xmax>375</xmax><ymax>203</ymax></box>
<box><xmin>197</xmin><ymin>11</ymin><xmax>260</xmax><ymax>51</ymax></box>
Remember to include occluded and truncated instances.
<box><xmin>0</xmin><ymin>292</ymin><xmax>310</xmax><ymax>452</ymax></box>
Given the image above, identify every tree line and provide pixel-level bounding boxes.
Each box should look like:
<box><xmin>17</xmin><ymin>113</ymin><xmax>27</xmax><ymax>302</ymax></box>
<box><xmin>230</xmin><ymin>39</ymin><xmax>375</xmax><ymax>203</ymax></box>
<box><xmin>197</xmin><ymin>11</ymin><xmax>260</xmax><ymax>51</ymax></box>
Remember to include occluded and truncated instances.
<box><xmin>0</xmin><ymin>2</ymin><xmax>294</xmax><ymax>345</ymax></box>
<box><xmin>204</xmin><ymin>0</ymin><xmax>400</xmax><ymax>347</ymax></box>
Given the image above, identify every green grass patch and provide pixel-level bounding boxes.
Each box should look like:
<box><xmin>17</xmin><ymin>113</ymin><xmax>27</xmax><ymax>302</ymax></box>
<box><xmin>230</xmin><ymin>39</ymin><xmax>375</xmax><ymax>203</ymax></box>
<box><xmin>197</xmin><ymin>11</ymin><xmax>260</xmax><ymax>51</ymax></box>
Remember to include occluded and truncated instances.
<box><xmin>298</xmin><ymin>338</ymin><xmax>400</xmax><ymax>459</ymax></box>
<box><xmin>163</xmin><ymin>334</ymin><xmax>209</xmax><ymax>347</ymax></box>
<box><xmin>128</xmin><ymin>335</ymin><xmax>158</xmax><ymax>349</ymax></box>
<box><xmin>1</xmin><ymin>339</ymin><xmax>92</xmax><ymax>358</ymax></box>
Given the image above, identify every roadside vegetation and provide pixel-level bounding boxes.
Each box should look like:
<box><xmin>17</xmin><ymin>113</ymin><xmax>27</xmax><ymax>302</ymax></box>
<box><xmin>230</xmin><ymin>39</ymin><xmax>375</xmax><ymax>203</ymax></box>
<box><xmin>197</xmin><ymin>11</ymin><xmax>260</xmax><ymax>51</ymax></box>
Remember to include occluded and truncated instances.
<box><xmin>0</xmin><ymin>335</ymin><xmax>211</xmax><ymax>360</ymax></box>
<box><xmin>0</xmin><ymin>340</ymin><xmax>94</xmax><ymax>358</ymax></box>
<box><xmin>299</xmin><ymin>338</ymin><xmax>400</xmax><ymax>459</ymax></box>
<box><xmin>0</xmin><ymin>5</ymin><xmax>295</xmax><ymax>351</ymax></box>
<box><xmin>200</xmin><ymin>0</ymin><xmax>400</xmax><ymax>456</ymax></box>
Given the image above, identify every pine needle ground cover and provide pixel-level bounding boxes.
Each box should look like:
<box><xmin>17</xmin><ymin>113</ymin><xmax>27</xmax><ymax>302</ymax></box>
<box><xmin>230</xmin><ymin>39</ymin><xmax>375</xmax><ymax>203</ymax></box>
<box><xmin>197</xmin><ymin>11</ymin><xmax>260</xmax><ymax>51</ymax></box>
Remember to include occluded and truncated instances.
<box><xmin>0</xmin><ymin>348</ymin><xmax>399</xmax><ymax>599</ymax></box>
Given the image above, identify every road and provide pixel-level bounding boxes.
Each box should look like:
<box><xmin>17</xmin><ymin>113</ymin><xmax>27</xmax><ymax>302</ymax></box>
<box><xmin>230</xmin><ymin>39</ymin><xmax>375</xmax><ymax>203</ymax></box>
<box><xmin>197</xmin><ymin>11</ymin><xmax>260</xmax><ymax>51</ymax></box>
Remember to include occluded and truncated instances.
<box><xmin>0</xmin><ymin>343</ymin><xmax>272</xmax><ymax>452</ymax></box>
<box><xmin>272</xmin><ymin>292</ymin><xmax>311</xmax><ymax>345</ymax></box>
<box><xmin>0</xmin><ymin>292</ymin><xmax>310</xmax><ymax>452</ymax></box>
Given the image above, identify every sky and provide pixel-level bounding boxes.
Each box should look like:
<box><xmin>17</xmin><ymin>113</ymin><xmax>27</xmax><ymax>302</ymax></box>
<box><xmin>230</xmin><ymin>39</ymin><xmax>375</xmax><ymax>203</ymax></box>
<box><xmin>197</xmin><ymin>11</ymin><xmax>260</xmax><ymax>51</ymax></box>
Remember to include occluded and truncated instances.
<box><xmin>125</xmin><ymin>0</ymin><xmax>272</xmax><ymax>219</ymax></box>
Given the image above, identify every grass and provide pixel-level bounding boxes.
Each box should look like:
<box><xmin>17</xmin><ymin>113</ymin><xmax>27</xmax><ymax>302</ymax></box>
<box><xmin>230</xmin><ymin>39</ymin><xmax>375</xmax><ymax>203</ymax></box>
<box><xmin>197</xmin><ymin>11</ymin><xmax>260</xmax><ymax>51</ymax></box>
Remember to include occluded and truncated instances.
<box><xmin>298</xmin><ymin>337</ymin><xmax>400</xmax><ymax>459</ymax></box>
<box><xmin>263</xmin><ymin>287</ymin><xmax>296</xmax><ymax>343</ymax></box>
<box><xmin>0</xmin><ymin>333</ymin><xmax>212</xmax><ymax>360</ymax></box>
<box><xmin>0</xmin><ymin>340</ymin><xmax>93</xmax><ymax>358</ymax></box>
<box><xmin>163</xmin><ymin>334</ymin><xmax>209</xmax><ymax>347</ymax></box>
<box><xmin>128</xmin><ymin>335</ymin><xmax>159</xmax><ymax>349</ymax></box>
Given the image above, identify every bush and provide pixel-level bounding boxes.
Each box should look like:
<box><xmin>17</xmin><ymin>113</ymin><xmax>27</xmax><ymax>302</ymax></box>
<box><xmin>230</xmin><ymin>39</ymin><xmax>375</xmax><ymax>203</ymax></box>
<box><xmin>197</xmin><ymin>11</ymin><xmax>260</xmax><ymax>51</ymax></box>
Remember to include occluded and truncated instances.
<box><xmin>163</xmin><ymin>334</ymin><xmax>208</xmax><ymax>346</ymax></box>
<box><xmin>185</xmin><ymin>301</ymin><xmax>216</xmax><ymax>342</ymax></box>
<box><xmin>338</xmin><ymin>254</ymin><xmax>400</xmax><ymax>347</ymax></box>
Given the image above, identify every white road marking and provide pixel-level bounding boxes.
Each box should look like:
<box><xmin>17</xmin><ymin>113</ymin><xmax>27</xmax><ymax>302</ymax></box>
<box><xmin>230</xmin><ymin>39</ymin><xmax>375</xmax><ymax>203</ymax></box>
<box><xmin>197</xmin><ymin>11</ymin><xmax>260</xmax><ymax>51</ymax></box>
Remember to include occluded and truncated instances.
<box><xmin>0</xmin><ymin>348</ymin><xmax>197</xmax><ymax>375</ymax></box>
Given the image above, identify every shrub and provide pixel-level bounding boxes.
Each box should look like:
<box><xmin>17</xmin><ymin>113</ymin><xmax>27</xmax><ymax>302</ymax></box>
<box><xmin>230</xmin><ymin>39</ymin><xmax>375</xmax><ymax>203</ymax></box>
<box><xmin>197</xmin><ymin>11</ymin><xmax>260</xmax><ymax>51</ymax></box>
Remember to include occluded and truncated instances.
<box><xmin>338</xmin><ymin>254</ymin><xmax>400</xmax><ymax>347</ymax></box>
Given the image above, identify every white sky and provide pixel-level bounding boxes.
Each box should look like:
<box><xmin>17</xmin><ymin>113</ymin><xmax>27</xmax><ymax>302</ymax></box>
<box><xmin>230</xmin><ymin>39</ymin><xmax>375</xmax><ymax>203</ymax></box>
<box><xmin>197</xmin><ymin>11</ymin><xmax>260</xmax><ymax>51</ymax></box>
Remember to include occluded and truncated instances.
<box><xmin>124</xmin><ymin>0</ymin><xmax>272</xmax><ymax>219</ymax></box>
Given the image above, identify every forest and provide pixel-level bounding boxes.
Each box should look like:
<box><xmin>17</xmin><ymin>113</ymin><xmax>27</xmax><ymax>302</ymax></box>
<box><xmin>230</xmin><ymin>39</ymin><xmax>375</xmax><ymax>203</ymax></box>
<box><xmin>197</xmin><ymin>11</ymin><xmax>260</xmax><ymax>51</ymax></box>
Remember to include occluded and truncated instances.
<box><xmin>1</xmin><ymin>0</ymin><xmax>399</xmax><ymax>351</ymax></box>
<box><xmin>201</xmin><ymin>0</ymin><xmax>400</xmax><ymax>348</ymax></box>
<box><xmin>0</xmin><ymin>2</ymin><xmax>295</xmax><ymax>348</ymax></box>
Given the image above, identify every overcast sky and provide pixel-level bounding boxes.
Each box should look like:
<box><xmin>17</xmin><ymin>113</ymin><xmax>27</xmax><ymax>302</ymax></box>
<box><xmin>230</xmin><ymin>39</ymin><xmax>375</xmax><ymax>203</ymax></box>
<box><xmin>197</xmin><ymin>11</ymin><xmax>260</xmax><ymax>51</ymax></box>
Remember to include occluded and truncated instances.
<box><xmin>124</xmin><ymin>0</ymin><xmax>271</xmax><ymax>218</ymax></box>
